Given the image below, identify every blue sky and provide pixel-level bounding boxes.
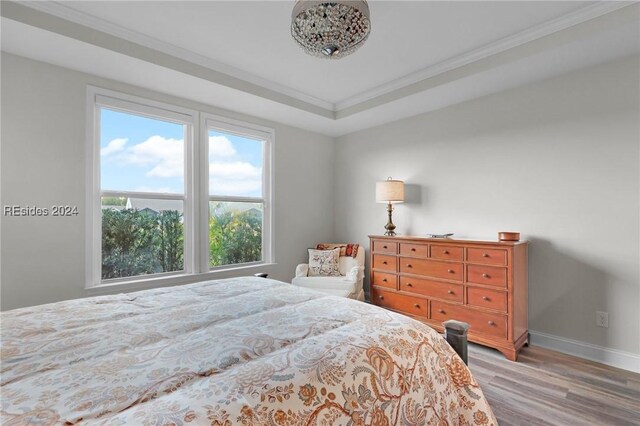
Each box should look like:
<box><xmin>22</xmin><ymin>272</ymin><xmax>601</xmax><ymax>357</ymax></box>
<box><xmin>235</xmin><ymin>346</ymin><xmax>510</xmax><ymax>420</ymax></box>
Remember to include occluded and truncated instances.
<box><xmin>100</xmin><ymin>108</ymin><xmax>263</xmax><ymax>197</ymax></box>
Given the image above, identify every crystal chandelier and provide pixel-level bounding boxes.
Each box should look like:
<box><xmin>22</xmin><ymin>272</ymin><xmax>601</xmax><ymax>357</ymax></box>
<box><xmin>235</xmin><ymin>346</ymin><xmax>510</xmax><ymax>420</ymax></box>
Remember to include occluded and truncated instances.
<box><xmin>291</xmin><ymin>0</ymin><xmax>371</xmax><ymax>59</ymax></box>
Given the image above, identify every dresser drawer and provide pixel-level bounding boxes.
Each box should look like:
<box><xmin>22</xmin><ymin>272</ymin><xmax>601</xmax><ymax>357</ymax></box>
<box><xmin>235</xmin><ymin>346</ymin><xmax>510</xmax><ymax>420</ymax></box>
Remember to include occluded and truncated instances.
<box><xmin>431</xmin><ymin>301</ymin><xmax>507</xmax><ymax>339</ymax></box>
<box><xmin>399</xmin><ymin>243</ymin><xmax>429</xmax><ymax>257</ymax></box>
<box><xmin>372</xmin><ymin>240</ymin><xmax>397</xmax><ymax>254</ymax></box>
<box><xmin>372</xmin><ymin>254</ymin><xmax>396</xmax><ymax>272</ymax></box>
<box><xmin>400</xmin><ymin>258</ymin><xmax>463</xmax><ymax>282</ymax></box>
<box><xmin>400</xmin><ymin>276</ymin><xmax>462</xmax><ymax>303</ymax></box>
<box><xmin>372</xmin><ymin>288</ymin><xmax>427</xmax><ymax>317</ymax></box>
<box><xmin>468</xmin><ymin>287</ymin><xmax>507</xmax><ymax>312</ymax></box>
<box><xmin>430</xmin><ymin>245</ymin><xmax>463</xmax><ymax>261</ymax></box>
<box><xmin>467</xmin><ymin>265</ymin><xmax>507</xmax><ymax>287</ymax></box>
<box><xmin>371</xmin><ymin>271</ymin><xmax>397</xmax><ymax>289</ymax></box>
<box><xmin>467</xmin><ymin>248</ymin><xmax>507</xmax><ymax>266</ymax></box>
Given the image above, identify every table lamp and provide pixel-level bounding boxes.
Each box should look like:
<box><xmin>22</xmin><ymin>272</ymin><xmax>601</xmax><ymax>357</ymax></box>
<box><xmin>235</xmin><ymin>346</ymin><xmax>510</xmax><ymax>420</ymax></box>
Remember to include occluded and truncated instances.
<box><xmin>376</xmin><ymin>177</ymin><xmax>405</xmax><ymax>236</ymax></box>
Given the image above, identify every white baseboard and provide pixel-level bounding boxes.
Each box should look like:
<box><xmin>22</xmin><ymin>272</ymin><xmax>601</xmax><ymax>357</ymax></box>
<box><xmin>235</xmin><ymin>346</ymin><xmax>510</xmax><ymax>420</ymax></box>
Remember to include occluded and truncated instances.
<box><xmin>529</xmin><ymin>331</ymin><xmax>640</xmax><ymax>374</ymax></box>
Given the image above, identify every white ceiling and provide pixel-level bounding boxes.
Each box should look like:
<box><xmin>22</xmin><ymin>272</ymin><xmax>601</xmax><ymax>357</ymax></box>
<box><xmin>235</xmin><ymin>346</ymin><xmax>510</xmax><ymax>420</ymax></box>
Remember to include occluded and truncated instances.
<box><xmin>1</xmin><ymin>1</ymin><xmax>639</xmax><ymax>136</ymax></box>
<box><xmin>45</xmin><ymin>1</ymin><xmax>594</xmax><ymax>104</ymax></box>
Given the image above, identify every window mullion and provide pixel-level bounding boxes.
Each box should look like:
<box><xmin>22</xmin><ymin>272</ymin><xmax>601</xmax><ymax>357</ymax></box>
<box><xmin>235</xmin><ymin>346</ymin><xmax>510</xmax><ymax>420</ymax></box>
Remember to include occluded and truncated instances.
<box><xmin>183</xmin><ymin>119</ymin><xmax>195</xmax><ymax>276</ymax></box>
<box><xmin>101</xmin><ymin>191</ymin><xmax>185</xmax><ymax>200</ymax></box>
<box><xmin>198</xmin><ymin>113</ymin><xmax>211</xmax><ymax>273</ymax></box>
<box><xmin>209</xmin><ymin>196</ymin><xmax>265</xmax><ymax>204</ymax></box>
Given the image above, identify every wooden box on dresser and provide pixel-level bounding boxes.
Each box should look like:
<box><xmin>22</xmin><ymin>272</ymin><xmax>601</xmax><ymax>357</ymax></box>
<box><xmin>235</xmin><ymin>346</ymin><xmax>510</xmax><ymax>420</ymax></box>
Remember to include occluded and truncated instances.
<box><xmin>369</xmin><ymin>235</ymin><xmax>528</xmax><ymax>361</ymax></box>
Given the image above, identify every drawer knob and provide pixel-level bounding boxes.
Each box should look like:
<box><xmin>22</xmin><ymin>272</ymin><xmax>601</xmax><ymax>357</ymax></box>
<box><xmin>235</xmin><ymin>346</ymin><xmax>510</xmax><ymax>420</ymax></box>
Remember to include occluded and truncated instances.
<box><xmin>448</xmin><ymin>269</ymin><xmax>454</xmax><ymax>273</ymax></box>
<box><xmin>482</xmin><ymin>296</ymin><xmax>489</xmax><ymax>301</ymax></box>
<box><xmin>488</xmin><ymin>320</ymin><xmax>495</xmax><ymax>326</ymax></box>
<box><xmin>382</xmin><ymin>278</ymin><xmax>388</xmax><ymax>282</ymax></box>
<box><xmin>383</xmin><ymin>261</ymin><xmax>388</xmax><ymax>265</ymax></box>
<box><xmin>414</xmin><ymin>303</ymin><xmax>420</xmax><ymax>308</ymax></box>
<box><xmin>378</xmin><ymin>295</ymin><xmax>384</xmax><ymax>300</ymax></box>
<box><xmin>482</xmin><ymin>253</ymin><xmax>489</xmax><ymax>257</ymax></box>
<box><xmin>443</xmin><ymin>250</ymin><xmax>449</xmax><ymax>254</ymax></box>
<box><xmin>439</xmin><ymin>309</ymin><xmax>445</xmax><ymax>314</ymax></box>
<box><xmin>411</xmin><ymin>248</ymin><xmax>416</xmax><ymax>252</ymax></box>
<box><xmin>448</xmin><ymin>290</ymin><xmax>454</xmax><ymax>295</ymax></box>
<box><xmin>482</xmin><ymin>273</ymin><xmax>489</xmax><ymax>278</ymax></box>
<box><xmin>383</xmin><ymin>245</ymin><xmax>388</xmax><ymax>249</ymax></box>
<box><xmin>407</xmin><ymin>264</ymin><xmax>413</xmax><ymax>268</ymax></box>
<box><xmin>406</xmin><ymin>283</ymin><xmax>413</xmax><ymax>287</ymax></box>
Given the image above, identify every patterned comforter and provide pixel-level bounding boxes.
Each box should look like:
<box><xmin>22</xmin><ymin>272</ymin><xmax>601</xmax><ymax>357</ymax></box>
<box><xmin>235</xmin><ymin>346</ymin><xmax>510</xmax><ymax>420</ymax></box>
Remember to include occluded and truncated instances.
<box><xmin>1</xmin><ymin>277</ymin><xmax>496</xmax><ymax>425</ymax></box>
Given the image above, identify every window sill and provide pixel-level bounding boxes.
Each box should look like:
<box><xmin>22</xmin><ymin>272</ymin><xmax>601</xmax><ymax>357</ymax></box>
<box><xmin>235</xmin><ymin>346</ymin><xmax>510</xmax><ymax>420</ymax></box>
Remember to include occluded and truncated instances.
<box><xmin>85</xmin><ymin>262</ymin><xmax>277</xmax><ymax>296</ymax></box>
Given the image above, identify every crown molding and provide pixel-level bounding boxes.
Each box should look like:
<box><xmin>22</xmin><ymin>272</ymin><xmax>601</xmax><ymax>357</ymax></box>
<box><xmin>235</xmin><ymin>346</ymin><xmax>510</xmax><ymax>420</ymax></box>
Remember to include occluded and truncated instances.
<box><xmin>334</xmin><ymin>1</ymin><xmax>636</xmax><ymax>111</ymax></box>
<box><xmin>20</xmin><ymin>0</ymin><xmax>335</xmax><ymax>112</ymax></box>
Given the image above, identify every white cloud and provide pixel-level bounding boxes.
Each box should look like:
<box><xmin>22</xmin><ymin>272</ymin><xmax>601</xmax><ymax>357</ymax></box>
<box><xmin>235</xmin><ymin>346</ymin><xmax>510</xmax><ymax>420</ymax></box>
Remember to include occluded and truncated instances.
<box><xmin>101</xmin><ymin>138</ymin><xmax>128</xmax><ymax>156</ymax></box>
<box><xmin>209</xmin><ymin>179</ymin><xmax>262</xmax><ymax>195</ymax></box>
<box><xmin>209</xmin><ymin>135</ymin><xmax>236</xmax><ymax>158</ymax></box>
<box><xmin>104</xmin><ymin>134</ymin><xmax>260</xmax><ymax>195</ymax></box>
<box><xmin>210</xmin><ymin>162</ymin><xmax>261</xmax><ymax>179</ymax></box>
<box><xmin>210</xmin><ymin>161</ymin><xmax>262</xmax><ymax>196</ymax></box>
<box><xmin>121</xmin><ymin>135</ymin><xmax>184</xmax><ymax>178</ymax></box>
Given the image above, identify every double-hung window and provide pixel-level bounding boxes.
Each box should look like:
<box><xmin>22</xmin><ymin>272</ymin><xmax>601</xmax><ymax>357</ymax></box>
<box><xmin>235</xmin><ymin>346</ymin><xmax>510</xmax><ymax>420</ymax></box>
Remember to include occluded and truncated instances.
<box><xmin>202</xmin><ymin>115</ymin><xmax>272</xmax><ymax>270</ymax></box>
<box><xmin>87</xmin><ymin>87</ymin><xmax>273</xmax><ymax>289</ymax></box>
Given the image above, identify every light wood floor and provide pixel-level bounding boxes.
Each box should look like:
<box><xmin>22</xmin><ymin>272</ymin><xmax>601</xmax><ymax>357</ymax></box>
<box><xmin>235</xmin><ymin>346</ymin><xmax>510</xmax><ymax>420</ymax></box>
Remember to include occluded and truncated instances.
<box><xmin>467</xmin><ymin>344</ymin><xmax>640</xmax><ymax>425</ymax></box>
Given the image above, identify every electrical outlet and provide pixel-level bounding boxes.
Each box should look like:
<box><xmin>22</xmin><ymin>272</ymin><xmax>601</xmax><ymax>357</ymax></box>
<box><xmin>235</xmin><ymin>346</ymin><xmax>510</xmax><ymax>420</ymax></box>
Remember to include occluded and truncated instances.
<box><xmin>596</xmin><ymin>311</ymin><xmax>609</xmax><ymax>328</ymax></box>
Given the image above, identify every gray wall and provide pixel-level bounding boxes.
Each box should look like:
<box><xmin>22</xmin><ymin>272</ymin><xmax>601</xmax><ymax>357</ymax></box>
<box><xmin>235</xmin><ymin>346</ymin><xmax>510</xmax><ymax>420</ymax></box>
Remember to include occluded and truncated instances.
<box><xmin>0</xmin><ymin>53</ymin><xmax>335</xmax><ymax>310</ymax></box>
<box><xmin>2</xmin><ymin>51</ymin><xmax>639</xmax><ymax>359</ymax></box>
<box><xmin>334</xmin><ymin>56</ymin><xmax>640</xmax><ymax>355</ymax></box>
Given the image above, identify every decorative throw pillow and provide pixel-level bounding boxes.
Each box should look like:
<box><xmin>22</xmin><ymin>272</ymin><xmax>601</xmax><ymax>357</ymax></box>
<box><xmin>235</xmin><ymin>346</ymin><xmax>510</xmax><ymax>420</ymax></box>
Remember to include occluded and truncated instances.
<box><xmin>316</xmin><ymin>243</ymin><xmax>359</xmax><ymax>258</ymax></box>
<box><xmin>308</xmin><ymin>248</ymin><xmax>341</xmax><ymax>277</ymax></box>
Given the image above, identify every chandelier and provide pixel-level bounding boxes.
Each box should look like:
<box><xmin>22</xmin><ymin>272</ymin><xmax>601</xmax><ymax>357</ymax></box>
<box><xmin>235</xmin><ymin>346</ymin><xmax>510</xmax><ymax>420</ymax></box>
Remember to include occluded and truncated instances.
<box><xmin>291</xmin><ymin>0</ymin><xmax>371</xmax><ymax>59</ymax></box>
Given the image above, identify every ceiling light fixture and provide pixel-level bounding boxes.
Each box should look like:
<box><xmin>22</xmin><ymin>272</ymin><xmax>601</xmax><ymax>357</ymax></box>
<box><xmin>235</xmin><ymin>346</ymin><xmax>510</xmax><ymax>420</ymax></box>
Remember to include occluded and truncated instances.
<box><xmin>291</xmin><ymin>0</ymin><xmax>371</xmax><ymax>59</ymax></box>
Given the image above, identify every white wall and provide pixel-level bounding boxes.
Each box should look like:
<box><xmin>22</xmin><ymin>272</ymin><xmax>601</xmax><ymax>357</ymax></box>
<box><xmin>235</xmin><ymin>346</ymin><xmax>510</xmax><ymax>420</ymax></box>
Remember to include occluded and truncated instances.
<box><xmin>334</xmin><ymin>56</ymin><xmax>640</xmax><ymax>357</ymax></box>
<box><xmin>0</xmin><ymin>52</ymin><xmax>335</xmax><ymax>310</ymax></box>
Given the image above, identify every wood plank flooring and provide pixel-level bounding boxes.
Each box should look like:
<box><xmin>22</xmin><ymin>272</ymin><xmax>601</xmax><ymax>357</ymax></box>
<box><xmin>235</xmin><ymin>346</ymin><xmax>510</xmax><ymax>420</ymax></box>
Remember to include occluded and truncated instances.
<box><xmin>467</xmin><ymin>344</ymin><xmax>640</xmax><ymax>425</ymax></box>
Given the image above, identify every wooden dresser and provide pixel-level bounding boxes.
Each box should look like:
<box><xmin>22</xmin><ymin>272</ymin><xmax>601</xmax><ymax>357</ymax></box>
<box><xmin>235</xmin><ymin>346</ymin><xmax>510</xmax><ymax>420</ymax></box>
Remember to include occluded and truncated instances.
<box><xmin>369</xmin><ymin>235</ymin><xmax>528</xmax><ymax>361</ymax></box>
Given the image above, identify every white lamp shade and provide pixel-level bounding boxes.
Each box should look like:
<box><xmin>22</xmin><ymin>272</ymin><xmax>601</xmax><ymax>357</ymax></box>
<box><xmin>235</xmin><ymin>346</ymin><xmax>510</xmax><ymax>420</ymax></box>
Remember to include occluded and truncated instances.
<box><xmin>376</xmin><ymin>179</ymin><xmax>405</xmax><ymax>203</ymax></box>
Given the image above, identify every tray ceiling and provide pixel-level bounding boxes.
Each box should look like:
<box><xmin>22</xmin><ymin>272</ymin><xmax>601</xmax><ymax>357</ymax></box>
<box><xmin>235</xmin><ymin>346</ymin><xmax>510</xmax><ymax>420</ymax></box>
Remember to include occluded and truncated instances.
<box><xmin>1</xmin><ymin>1</ymin><xmax>638</xmax><ymax>136</ymax></box>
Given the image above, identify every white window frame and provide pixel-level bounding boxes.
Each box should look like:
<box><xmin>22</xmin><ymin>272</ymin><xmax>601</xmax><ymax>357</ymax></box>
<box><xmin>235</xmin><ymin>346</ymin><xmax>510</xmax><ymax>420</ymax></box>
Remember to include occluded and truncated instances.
<box><xmin>86</xmin><ymin>87</ymin><xmax>274</xmax><ymax>291</ymax></box>
<box><xmin>200</xmin><ymin>113</ymin><xmax>274</xmax><ymax>271</ymax></box>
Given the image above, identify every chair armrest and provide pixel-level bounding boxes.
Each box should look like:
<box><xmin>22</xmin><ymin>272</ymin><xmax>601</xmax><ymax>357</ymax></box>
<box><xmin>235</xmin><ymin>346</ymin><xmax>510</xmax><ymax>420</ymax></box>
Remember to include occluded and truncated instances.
<box><xmin>295</xmin><ymin>264</ymin><xmax>309</xmax><ymax>278</ymax></box>
<box><xmin>346</xmin><ymin>265</ymin><xmax>363</xmax><ymax>282</ymax></box>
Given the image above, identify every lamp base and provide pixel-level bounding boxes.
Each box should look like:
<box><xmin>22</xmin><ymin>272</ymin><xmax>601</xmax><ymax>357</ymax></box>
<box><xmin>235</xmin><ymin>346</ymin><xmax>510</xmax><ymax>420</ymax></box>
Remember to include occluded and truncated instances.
<box><xmin>384</xmin><ymin>202</ymin><xmax>397</xmax><ymax>236</ymax></box>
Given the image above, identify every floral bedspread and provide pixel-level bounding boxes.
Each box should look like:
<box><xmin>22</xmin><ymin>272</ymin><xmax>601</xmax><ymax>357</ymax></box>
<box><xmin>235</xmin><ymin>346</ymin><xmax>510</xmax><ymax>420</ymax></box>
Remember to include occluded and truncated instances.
<box><xmin>1</xmin><ymin>277</ymin><xmax>496</xmax><ymax>425</ymax></box>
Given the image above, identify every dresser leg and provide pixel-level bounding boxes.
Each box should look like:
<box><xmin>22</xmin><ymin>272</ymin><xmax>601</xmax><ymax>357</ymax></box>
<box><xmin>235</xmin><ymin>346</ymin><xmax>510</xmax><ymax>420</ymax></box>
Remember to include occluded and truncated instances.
<box><xmin>498</xmin><ymin>347</ymin><xmax>518</xmax><ymax>361</ymax></box>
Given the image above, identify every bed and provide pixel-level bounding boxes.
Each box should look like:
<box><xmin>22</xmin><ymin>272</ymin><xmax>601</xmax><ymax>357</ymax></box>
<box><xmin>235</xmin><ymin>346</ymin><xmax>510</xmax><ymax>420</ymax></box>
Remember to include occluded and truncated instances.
<box><xmin>1</xmin><ymin>277</ymin><xmax>496</xmax><ymax>425</ymax></box>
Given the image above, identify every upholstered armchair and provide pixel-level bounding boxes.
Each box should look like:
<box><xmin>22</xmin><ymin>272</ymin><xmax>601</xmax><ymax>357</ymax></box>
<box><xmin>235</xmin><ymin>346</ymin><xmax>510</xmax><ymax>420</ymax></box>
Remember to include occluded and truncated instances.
<box><xmin>292</xmin><ymin>246</ymin><xmax>365</xmax><ymax>300</ymax></box>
